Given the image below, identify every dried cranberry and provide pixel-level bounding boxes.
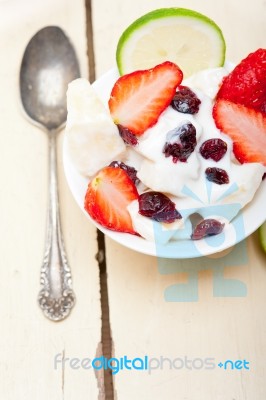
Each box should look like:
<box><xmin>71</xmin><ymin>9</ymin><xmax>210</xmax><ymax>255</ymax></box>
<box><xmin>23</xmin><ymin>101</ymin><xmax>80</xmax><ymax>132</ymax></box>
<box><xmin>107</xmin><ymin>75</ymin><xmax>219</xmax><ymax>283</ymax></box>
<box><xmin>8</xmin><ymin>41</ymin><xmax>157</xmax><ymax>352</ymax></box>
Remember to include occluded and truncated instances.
<box><xmin>200</xmin><ymin>138</ymin><xmax>227</xmax><ymax>162</ymax></box>
<box><xmin>191</xmin><ymin>218</ymin><xmax>225</xmax><ymax>240</ymax></box>
<box><xmin>163</xmin><ymin>123</ymin><xmax>197</xmax><ymax>162</ymax></box>
<box><xmin>171</xmin><ymin>86</ymin><xmax>201</xmax><ymax>114</ymax></box>
<box><xmin>109</xmin><ymin>161</ymin><xmax>139</xmax><ymax>185</ymax></box>
<box><xmin>138</xmin><ymin>191</ymin><xmax>182</xmax><ymax>223</ymax></box>
<box><xmin>117</xmin><ymin>124</ymin><xmax>138</xmax><ymax>146</ymax></box>
<box><xmin>263</xmin><ymin>173</ymin><xmax>266</xmax><ymax>180</ymax></box>
<box><xmin>205</xmin><ymin>167</ymin><xmax>229</xmax><ymax>184</ymax></box>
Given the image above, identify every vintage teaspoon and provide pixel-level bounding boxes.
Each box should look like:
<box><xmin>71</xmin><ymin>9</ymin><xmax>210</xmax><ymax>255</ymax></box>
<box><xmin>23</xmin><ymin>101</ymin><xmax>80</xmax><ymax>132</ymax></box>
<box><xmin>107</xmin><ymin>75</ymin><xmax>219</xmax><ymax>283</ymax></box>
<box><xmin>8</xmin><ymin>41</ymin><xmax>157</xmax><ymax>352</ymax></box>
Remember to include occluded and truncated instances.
<box><xmin>20</xmin><ymin>26</ymin><xmax>80</xmax><ymax>321</ymax></box>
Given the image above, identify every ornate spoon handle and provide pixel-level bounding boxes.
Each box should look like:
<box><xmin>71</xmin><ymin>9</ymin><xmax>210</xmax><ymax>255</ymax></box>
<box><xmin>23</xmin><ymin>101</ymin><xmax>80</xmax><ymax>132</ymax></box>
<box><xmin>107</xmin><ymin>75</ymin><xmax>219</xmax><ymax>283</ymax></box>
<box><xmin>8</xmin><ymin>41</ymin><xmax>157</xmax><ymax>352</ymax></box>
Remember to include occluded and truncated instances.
<box><xmin>38</xmin><ymin>132</ymin><xmax>75</xmax><ymax>321</ymax></box>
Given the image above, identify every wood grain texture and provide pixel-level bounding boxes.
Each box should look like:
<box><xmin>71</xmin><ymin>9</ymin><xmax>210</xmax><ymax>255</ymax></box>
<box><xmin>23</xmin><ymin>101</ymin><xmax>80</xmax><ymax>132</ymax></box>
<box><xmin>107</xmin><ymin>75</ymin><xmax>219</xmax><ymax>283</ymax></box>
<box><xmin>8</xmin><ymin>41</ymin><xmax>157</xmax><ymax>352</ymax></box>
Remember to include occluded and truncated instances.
<box><xmin>0</xmin><ymin>1</ymin><xmax>101</xmax><ymax>399</ymax></box>
<box><xmin>91</xmin><ymin>0</ymin><xmax>266</xmax><ymax>398</ymax></box>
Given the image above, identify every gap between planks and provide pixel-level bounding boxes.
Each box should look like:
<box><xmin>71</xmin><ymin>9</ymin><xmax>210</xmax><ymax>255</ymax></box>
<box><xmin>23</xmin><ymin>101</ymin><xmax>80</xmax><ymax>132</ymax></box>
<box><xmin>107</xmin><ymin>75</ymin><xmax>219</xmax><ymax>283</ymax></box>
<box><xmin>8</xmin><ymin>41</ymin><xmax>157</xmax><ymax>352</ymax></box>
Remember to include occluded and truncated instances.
<box><xmin>85</xmin><ymin>1</ymin><xmax>114</xmax><ymax>399</ymax></box>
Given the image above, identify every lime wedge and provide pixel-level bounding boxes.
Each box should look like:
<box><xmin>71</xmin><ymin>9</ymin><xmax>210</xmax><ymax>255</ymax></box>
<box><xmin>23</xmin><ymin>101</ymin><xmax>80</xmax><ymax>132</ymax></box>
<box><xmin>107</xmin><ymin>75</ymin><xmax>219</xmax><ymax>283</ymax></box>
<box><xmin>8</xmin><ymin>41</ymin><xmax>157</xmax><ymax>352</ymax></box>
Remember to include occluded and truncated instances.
<box><xmin>116</xmin><ymin>8</ymin><xmax>226</xmax><ymax>78</ymax></box>
<box><xmin>259</xmin><ymin>222</ymin><xmax>266</xmax><ymax>253</ymax></box>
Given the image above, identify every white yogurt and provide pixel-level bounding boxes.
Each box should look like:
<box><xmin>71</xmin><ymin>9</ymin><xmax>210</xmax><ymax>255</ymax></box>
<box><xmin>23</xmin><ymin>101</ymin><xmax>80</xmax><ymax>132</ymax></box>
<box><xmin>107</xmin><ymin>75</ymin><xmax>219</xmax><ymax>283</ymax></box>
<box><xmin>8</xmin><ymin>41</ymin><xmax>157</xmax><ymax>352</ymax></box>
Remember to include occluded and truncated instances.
<box><xmin>125</xmin><ymin>67</ymin><xmax>266</xmax><ymax>242</ymax></box>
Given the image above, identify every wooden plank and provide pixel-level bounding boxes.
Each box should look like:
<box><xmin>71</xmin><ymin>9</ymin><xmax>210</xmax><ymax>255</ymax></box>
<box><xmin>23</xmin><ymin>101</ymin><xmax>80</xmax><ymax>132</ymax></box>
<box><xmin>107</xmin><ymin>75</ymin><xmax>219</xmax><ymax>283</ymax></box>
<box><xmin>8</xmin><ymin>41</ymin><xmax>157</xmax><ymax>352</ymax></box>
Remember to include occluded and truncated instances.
<box><xmin>92</xmin><ymin>0</ymin><xmax>266</xmax><ymax>398</ymax></box>
<box><xmin>0</xmin><ymin>1</ymin><xmax>101</xmax><ymax>399</ymax></box>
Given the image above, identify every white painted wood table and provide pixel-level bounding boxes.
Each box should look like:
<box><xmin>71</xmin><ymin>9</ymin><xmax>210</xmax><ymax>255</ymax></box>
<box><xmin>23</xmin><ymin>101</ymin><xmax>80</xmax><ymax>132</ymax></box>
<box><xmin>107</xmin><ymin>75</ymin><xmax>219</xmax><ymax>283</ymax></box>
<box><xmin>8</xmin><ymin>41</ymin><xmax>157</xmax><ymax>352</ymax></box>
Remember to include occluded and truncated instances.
<box><xmin>0</xmin><ymin>0</ymin><xmax>266</xmax><ymax>399</ymax></box>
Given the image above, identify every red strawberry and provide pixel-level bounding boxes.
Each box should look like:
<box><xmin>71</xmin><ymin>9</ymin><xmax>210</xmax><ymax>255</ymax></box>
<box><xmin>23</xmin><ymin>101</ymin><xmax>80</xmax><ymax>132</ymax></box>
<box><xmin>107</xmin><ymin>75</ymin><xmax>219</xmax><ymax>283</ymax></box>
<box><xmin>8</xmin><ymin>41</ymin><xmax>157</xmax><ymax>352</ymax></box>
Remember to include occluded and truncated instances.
<box><xmin>216</xmin><ymin>48</ymin><xmax>266</xmax><ymax>114</ymax></box>
<box><xmin>84</xmin><ymin>166</ymin><xmax>139</xmax><ymax>234</ymax></box>
<box><xmin>213</xmin><ymin>99</ymin><xmax>266</xmax><ymax>165</ymax></box>
<box><xmin>108</xmin><ymin>61</ymin><xmax>183</xmax><ymax>135</ymax></box>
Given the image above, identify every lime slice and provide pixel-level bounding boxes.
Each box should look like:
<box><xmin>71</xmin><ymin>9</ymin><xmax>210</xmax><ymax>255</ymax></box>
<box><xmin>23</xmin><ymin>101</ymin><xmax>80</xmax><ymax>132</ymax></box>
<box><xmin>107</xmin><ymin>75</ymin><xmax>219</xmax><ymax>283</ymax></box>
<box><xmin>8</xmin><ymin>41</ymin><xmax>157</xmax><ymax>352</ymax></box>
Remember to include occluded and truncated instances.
<box><xmin>259</xmin><ymin>222</ymin><xmax>266</xmax><ymax>253</ymax></box>
<box><xmin>116</xmin><ymin>8</ymin><xmax>226</xmax><ymax>78</ymax></box>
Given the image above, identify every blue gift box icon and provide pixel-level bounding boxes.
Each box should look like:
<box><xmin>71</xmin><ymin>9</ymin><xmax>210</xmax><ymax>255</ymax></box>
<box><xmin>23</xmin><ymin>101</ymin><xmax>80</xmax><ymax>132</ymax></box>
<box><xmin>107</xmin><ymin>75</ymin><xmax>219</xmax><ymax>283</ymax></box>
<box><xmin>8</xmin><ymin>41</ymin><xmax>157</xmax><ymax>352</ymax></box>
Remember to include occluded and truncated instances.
<box><xmin>153</xmin><ymin>181</ymin><xmax>248</xmax><ymax>301</ymax></box>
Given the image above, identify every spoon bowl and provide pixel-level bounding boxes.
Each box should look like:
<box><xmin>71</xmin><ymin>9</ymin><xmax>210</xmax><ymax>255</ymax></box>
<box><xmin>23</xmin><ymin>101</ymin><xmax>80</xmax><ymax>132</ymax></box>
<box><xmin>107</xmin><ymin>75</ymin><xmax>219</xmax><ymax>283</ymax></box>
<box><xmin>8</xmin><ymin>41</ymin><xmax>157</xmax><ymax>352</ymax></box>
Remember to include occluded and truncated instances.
<box><xmin>20</xmin><ymin>26</ymin><xmax>80</xmax><ymax>321</ymax></box>
<box><xmin>20</xmin><ymin>26</ymin><xmax>80</xmax><ymax>130</ymax></box>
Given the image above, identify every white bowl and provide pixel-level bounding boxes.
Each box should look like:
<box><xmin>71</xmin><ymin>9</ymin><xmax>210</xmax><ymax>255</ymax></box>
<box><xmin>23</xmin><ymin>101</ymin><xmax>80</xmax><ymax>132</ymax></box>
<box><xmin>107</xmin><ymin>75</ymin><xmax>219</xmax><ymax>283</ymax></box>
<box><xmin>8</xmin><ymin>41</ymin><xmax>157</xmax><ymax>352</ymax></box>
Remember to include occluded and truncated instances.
<box><xmin>63</xmin><ymin>69</ymin><xmax>266</xmax><ymax>258</ymax></box>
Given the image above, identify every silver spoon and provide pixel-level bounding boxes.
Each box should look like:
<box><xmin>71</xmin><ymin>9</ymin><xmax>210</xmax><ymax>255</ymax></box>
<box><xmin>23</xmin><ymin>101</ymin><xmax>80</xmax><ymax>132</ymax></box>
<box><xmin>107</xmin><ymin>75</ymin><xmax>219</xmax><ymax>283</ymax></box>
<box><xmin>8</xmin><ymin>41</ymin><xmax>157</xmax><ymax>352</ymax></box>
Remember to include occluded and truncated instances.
<box><xmin>20</xmin><ymin>26</ymin><xmax>80</xmax><ymax>321</ymax></box>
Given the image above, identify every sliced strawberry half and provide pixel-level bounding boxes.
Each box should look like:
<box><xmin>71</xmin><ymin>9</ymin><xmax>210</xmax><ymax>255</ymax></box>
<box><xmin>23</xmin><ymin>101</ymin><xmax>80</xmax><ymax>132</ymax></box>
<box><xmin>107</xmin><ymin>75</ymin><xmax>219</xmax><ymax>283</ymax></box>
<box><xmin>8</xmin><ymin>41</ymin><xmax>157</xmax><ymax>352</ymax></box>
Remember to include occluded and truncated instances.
<box><xmin>108</xmin><ymin>61</ymin><xmax>183</xmax><ymax>136</ymax></box>
<box><xmin>216</xmin><ymin>48</ymin><xmax>266</xmax><ymax>114</ymax></box>
<box><xmin>213</xmin><ymin>99</ymin><xmax>266</xmax><ymax>165</ymax></box>
<box><xmin>84</xmin><ymin>166</ymin><xmax>139</xmax><ymax>234</ymax></box>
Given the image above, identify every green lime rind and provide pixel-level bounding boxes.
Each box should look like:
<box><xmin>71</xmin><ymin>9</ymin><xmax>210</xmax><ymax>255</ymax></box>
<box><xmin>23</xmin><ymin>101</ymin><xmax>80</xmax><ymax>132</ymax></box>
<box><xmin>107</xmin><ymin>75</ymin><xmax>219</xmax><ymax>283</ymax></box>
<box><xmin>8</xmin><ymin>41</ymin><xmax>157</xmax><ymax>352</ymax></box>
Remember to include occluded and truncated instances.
<box><xmin>259</xmin><ymin>221</ymin><xmax>266</xmax><ymax>253</ymax></box>
<box><xmin>116</xmin><ymin>7</ymin><xmax>226</xmax><ymax>75</ymax></box>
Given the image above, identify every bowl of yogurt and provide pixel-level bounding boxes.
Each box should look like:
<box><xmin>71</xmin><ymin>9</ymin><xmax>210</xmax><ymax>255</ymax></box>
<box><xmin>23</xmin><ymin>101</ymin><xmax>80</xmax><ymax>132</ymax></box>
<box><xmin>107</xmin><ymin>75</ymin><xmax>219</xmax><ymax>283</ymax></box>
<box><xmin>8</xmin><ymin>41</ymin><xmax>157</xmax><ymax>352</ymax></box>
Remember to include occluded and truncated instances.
<box><xmin>63</xmin><ymin>65</ymin><xmax>266</xmax><ymax>258</ymax></box>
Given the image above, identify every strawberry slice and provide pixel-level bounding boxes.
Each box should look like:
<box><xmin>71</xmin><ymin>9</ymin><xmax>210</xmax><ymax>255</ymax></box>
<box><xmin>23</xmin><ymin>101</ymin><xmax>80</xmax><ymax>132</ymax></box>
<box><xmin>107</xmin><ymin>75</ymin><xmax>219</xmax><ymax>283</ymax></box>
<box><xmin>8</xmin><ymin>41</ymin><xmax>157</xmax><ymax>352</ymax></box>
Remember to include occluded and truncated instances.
<box><xmin>84</xmin><ymin>166</ymin><xmax>139</xmax><ymax>234</ymax></box>
<box><xmin>108</xmin><ymin>61</ymin><xmax>183</xmax><ymax>135</ymax></box>
<box><xmin>216</xmin><ymin>48</ymin><xmax>266</xmax><ymax>114</ymax></box>
<box><xmin>213</xmin><ymin>99</ymin><xmax>266</xmax><ymax>165</ymax></box>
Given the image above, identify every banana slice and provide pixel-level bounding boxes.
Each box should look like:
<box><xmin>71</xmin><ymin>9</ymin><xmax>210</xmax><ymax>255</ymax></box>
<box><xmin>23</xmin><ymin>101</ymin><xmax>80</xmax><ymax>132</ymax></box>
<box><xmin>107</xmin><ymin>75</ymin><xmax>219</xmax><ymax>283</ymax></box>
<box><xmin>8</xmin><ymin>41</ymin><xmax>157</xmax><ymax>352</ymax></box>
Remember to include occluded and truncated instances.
<box><xmin>65</xmin><ymin>78</ymin><xmax>126</xmax><ymax>177</ymax></box>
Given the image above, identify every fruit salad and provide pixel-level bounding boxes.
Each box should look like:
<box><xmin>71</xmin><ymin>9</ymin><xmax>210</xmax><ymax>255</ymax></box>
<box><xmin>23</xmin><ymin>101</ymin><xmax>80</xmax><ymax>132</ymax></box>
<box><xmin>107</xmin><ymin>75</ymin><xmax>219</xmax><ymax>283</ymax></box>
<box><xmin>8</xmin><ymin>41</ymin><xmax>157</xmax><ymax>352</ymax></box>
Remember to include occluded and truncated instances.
<box><xmin>65</xmin><ymin>9</ymin><xmax>266</xmax><ymax>246</ymax></box>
